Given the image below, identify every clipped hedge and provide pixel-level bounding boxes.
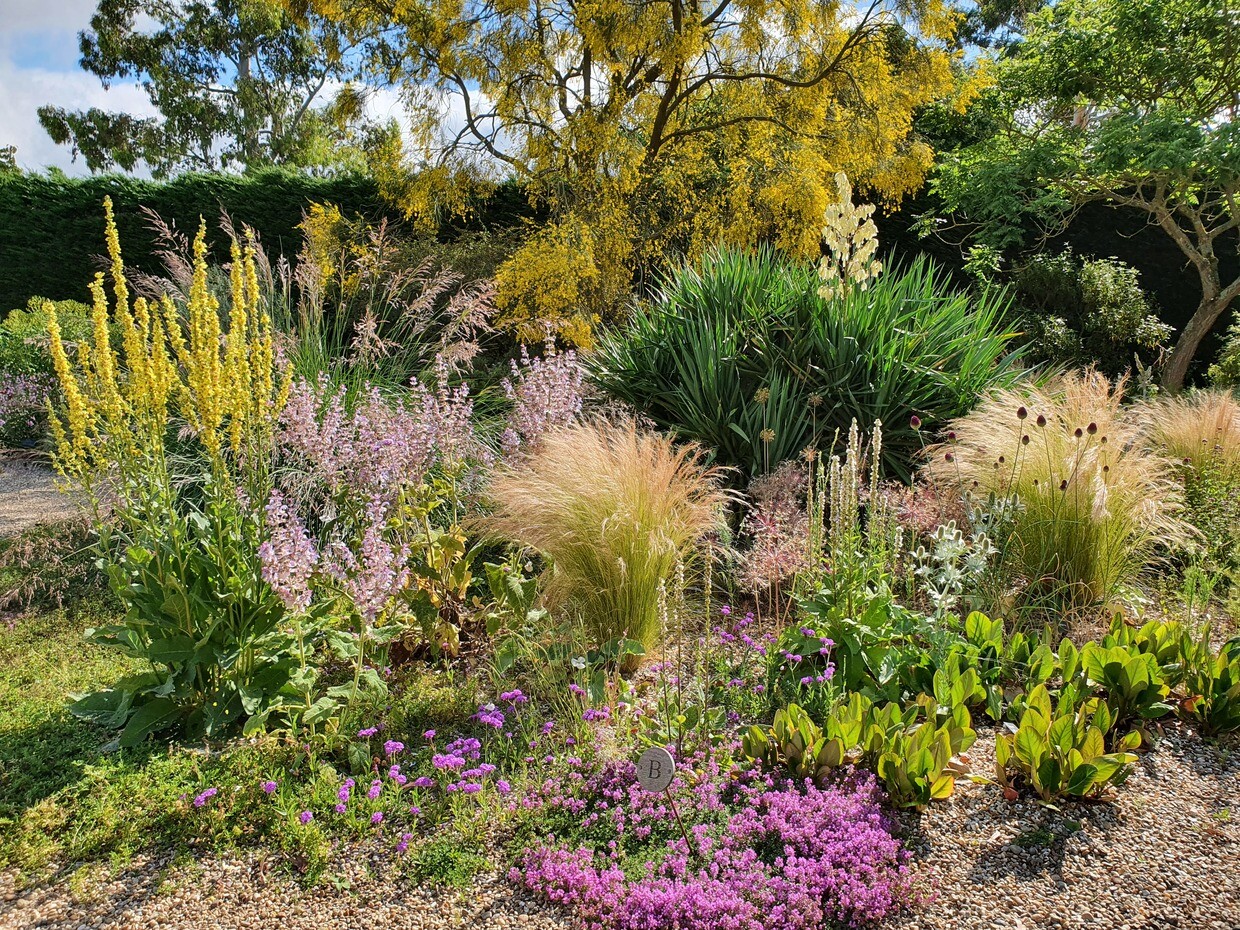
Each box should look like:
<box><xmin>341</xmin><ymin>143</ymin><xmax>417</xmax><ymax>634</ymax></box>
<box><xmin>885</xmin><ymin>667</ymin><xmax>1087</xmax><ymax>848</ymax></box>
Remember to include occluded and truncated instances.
<box><xmin>0</xmin><ymin>170</ymin><xmax>532</xmax><ymax>312</ymax></box>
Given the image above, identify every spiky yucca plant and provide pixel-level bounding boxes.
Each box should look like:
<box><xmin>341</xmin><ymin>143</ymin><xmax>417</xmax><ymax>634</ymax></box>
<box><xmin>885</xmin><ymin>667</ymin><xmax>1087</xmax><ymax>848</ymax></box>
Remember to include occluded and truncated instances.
<box><xmin>592</xmin><ymin>248</ymin><xmax>1021</xmax><ymax>481</ymax></box>
<box><xmin>925</xmin><ymin>371</ymin><xmax>1192</xmax><ymax>612</ymax></box>
<box><xmin>484</xmin><ymin>420</ymin><xmax>729</xmax><ymax>659</ymax></box>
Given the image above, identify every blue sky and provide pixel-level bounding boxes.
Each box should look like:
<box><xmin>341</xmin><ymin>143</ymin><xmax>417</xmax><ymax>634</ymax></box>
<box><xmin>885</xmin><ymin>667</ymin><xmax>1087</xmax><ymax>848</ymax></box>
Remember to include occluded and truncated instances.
<box><xmin>1</xmin><ymin>0</ymin><xmax>158</xmax><ymax>174</ymax></box>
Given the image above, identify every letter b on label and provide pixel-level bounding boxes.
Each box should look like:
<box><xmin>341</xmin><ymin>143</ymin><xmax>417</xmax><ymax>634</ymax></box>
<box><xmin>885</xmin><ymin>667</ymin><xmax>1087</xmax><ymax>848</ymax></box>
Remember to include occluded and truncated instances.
<box><xmin>636</xmin><ymin>746</ymin><xmax>675</xmax><ymax>792</ymax></box>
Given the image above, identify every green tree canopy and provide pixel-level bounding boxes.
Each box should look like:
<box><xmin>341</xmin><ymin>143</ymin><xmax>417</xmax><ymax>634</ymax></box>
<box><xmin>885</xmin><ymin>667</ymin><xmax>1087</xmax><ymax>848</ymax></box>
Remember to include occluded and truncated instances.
<box><xmin>38</xmin><ymin>0</ymin><xmax>371</xmax><ymax>177</ymax></box>
<box><xmin>931</xmin><ymin>0</ymin><xmax>1240</xmax><ymax>388</ymax></box>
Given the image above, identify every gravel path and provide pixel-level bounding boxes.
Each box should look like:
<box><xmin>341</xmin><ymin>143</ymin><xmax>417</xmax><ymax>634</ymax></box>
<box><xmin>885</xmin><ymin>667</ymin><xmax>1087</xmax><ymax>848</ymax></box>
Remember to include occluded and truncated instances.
<box><xmin>3</xmin><ymin>721</ymin><xmax>1236</xmax><ymax>930</ymax></box>
<box><xmin>0</xmin><ymin>461</ymin><xmax>76</xmax><ymax>538</ymax></box>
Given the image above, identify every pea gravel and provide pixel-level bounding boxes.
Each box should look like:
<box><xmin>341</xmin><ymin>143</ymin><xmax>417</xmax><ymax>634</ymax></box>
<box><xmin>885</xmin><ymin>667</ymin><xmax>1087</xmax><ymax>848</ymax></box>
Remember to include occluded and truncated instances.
<box><xmin>0</xmin><ymin>461</ymin><xmax>75</xmax><ymax>538</ymax></box>
<box><xmin>0</xmin><ymin>855</ymin><xmax>572</xmax><ymax>930</ymax></box>
<box><xmin>1</xmin><ymin>730</ymin><xmax>1236</xmax><ymax>930</ymax></box>
<box><xmin>890</xmin><ymin>721</ymin><xmax>1240</xmax><ymax>930</ymax></box>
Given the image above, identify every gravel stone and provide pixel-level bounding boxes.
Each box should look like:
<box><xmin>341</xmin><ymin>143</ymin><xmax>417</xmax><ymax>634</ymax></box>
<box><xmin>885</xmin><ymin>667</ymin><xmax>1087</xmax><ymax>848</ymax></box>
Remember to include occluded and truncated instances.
<box><xmin>0</xmin><ymin>460</ymin><xmax>76</xmax><ymax>537</ymax></box>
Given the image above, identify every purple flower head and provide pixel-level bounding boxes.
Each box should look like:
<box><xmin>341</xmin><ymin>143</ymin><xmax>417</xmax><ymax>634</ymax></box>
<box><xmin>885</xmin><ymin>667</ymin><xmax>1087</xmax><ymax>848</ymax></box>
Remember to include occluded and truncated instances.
<box><xmin>384</xmin><ymin>739</ymin><xmax>405</xmax><ymax>757</ymax></box>
<box><xmin>261</xmin><ymin>780</ymin><xmax>278</xmax><ymax>795</ymax></box>
<box><xmin>275</xmin><ymin>370</ymin><xmax>477</xmax><ymax>502</ymax></box>
<box><xmin>474</xmin><ymin>704</ymin><xmax>506</xmax><ymax>728</ymax></box>
<box><xmin>512</xmin><ymin>765</ymin><xmax>909</xmax><ymax>929</ymax></box>
<box><xmin>192</xmin><ymin>787</ymin><xmax>218</xmax><ymax>808</ymax></box>
<box><xmin>499</xmin><ymin>335</ymin><xmax>585</xmax><ymax>458</ymax></box>
<box><xmin>299</xmin><ymin>810</ymin><xmax>314</xmax><ymax>825</ymax></box>
<box><xmin>335</xmin><ymin>497</ymin><xmax>411</xmax><ymax>623</ymax></box>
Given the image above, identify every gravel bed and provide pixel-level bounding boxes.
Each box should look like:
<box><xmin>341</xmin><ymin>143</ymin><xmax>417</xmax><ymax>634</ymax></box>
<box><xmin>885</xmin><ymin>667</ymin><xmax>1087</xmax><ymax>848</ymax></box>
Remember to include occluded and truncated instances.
<box><xmin>0</xmin><ymin>461</ymin><xmax>76</xmax><ymax>538</ymax></box>
<box><xmin>2</xmin><ymin>724</ymin><xmax>1236</xmax><ymax>930</ymax></box>
<box><xmin>0</xmin><ymin>851</ymin><xmax>572</xmax><ymax>930</ymax></box>
<box><xmin>889</xmin><ymin>721</ymin><xmax>1240</xmax><ymax>930</ymax></box>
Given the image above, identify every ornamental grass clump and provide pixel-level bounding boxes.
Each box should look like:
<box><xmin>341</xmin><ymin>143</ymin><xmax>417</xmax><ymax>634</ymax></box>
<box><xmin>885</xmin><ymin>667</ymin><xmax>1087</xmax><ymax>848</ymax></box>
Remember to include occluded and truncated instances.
<box><xmin>484</xmin><ymin>420</ymin><xmax>727</xmax><ymax>658</ymax></box>
<box><xmin>1137</xmin><ymin>390</ymin><xmax>1240</xmax><ymax>574</ymax></box>
<box><xmin>1138</xmin><ymin>390</ymin><xmax>1240</xmax><ymax>472</ymax></box>
<box><xmin>925</xmin><ymin>370</ymin><xmax>1192</xmax><ymax>612</ymax></box>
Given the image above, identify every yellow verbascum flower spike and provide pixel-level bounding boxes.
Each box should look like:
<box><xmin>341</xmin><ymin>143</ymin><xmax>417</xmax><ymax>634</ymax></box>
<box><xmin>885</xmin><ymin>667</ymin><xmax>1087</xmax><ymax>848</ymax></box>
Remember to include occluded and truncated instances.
<box><xmin>45</xmin><ymin>301</ymin><xmax>92</xmax><ymax>476</ymax></box>
<box><xmin>45</xmin><ymin>198</ymin><xmax>289</xmax><ymax>485</ymax></box>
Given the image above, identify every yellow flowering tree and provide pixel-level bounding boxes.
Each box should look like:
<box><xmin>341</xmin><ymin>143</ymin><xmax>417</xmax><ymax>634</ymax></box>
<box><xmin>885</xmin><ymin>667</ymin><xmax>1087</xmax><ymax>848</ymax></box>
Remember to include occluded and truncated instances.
<box><xmin>309</xmin><ymin>0</ymin><xmax>967</xmax><ymax>342</ymax></box>
<box><xmin>46</xmin><ymin>198</ymin><xmax>295</xmax><ymax>744</ymax></box>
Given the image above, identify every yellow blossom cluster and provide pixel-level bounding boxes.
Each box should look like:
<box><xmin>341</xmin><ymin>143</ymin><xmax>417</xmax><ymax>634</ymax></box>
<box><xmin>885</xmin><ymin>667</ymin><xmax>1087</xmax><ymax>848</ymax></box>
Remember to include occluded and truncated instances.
<box><xmin>47</xmin><ymin>197</ymin><xmax>290</xmax><ymax>479</ymax></box>
<box><xmin>309</xmin><ymin>0</ymin><xmax>963</xmax><ymax>344</ymax></box>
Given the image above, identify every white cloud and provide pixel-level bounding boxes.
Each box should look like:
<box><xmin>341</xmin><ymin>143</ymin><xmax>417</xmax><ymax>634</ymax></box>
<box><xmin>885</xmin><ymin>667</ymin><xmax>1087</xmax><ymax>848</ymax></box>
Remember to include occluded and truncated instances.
<box><xmin>0</xmin><ymin>61</ymin><xmax>157</xmax><ymax>174</ymax></box>
<box><xmin>0</xmin><ymin>0</ymin><xmax>96</xmax><ymax>33</ymax></box>
<box><xmin>0</xmin><ymin>0</ymin><xmax>157</xmax><ymax>175</ymax></box>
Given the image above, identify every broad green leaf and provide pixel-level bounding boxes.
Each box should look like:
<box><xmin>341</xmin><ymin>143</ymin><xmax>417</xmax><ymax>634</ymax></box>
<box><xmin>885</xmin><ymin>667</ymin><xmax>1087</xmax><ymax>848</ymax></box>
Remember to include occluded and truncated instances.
<box><xmin>118</xmin><ymin>697</ymin><xmax>183</xmax><ymax>746</ymax></box>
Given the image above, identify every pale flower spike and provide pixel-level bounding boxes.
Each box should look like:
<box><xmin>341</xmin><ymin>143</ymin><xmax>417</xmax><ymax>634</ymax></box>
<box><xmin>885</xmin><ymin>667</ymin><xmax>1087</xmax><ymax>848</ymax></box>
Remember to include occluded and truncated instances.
<box><xmin>817</xmin><ymin>172</ymin><xmax>882</xmax><ymax>301</ymax></box>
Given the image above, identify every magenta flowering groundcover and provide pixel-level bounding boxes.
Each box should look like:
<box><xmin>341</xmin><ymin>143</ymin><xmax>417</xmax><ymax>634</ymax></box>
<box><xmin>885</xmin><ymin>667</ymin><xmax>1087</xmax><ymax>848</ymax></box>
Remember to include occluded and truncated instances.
<box><xmin>512</xmin><ymin>758</ymin><xmax>910</xmax><ymax>930</ymax></box>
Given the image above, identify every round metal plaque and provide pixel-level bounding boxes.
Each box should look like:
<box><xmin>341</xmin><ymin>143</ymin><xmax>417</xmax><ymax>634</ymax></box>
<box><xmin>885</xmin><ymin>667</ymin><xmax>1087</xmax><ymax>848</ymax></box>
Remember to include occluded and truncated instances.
<box><xmin>636</xmin><ymin>746</ymin><xmax>676</xmax><ymax>793</ymax></box>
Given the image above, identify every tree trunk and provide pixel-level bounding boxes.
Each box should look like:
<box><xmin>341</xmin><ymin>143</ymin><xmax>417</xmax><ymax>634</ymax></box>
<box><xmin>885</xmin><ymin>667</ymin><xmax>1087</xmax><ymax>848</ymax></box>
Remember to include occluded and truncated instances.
<box><xmin>1161</xmin><ymin>293</ymin><xmax>1229</xmax><ymax>390</ymax></box>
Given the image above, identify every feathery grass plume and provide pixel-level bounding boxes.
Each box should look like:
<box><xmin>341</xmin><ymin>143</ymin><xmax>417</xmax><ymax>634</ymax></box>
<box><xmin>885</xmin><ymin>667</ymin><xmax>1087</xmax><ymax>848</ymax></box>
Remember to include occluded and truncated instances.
<box><xmin>1137</xmin><ymin>390</ymin><xmax>1240</xmax><ymax>473</ymax></box>
<box><xmin>282</xmin><ymin>207</ymin><xmax>495</xmax><ymax>391</ymax></box>
<box><xmin>1136</xmin><ymin>390</ymin><xmax>1240</xmax><ymax>574</ymax></box>
<box><xmin>925</xmin><ymin>370</ymin><xmax>1192</xmax><ymax>613</ymax></box>
<box><xmin>483</xmin><ymin>419</ymin><xmax>730</xmax><ymax>660</ymax></box>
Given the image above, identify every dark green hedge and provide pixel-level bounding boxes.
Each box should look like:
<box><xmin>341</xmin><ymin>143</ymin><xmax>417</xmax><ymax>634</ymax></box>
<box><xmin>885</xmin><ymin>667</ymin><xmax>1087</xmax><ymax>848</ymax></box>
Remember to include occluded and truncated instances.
<box><xmin>3</xmin><ymin>168</ymin><xmax>1233</xmax><ymax>376</ymax></box>
<box><xmin>0</xmin><ymin>170</ymin><xmax>532</xmax><ymax>312</ymax></box>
